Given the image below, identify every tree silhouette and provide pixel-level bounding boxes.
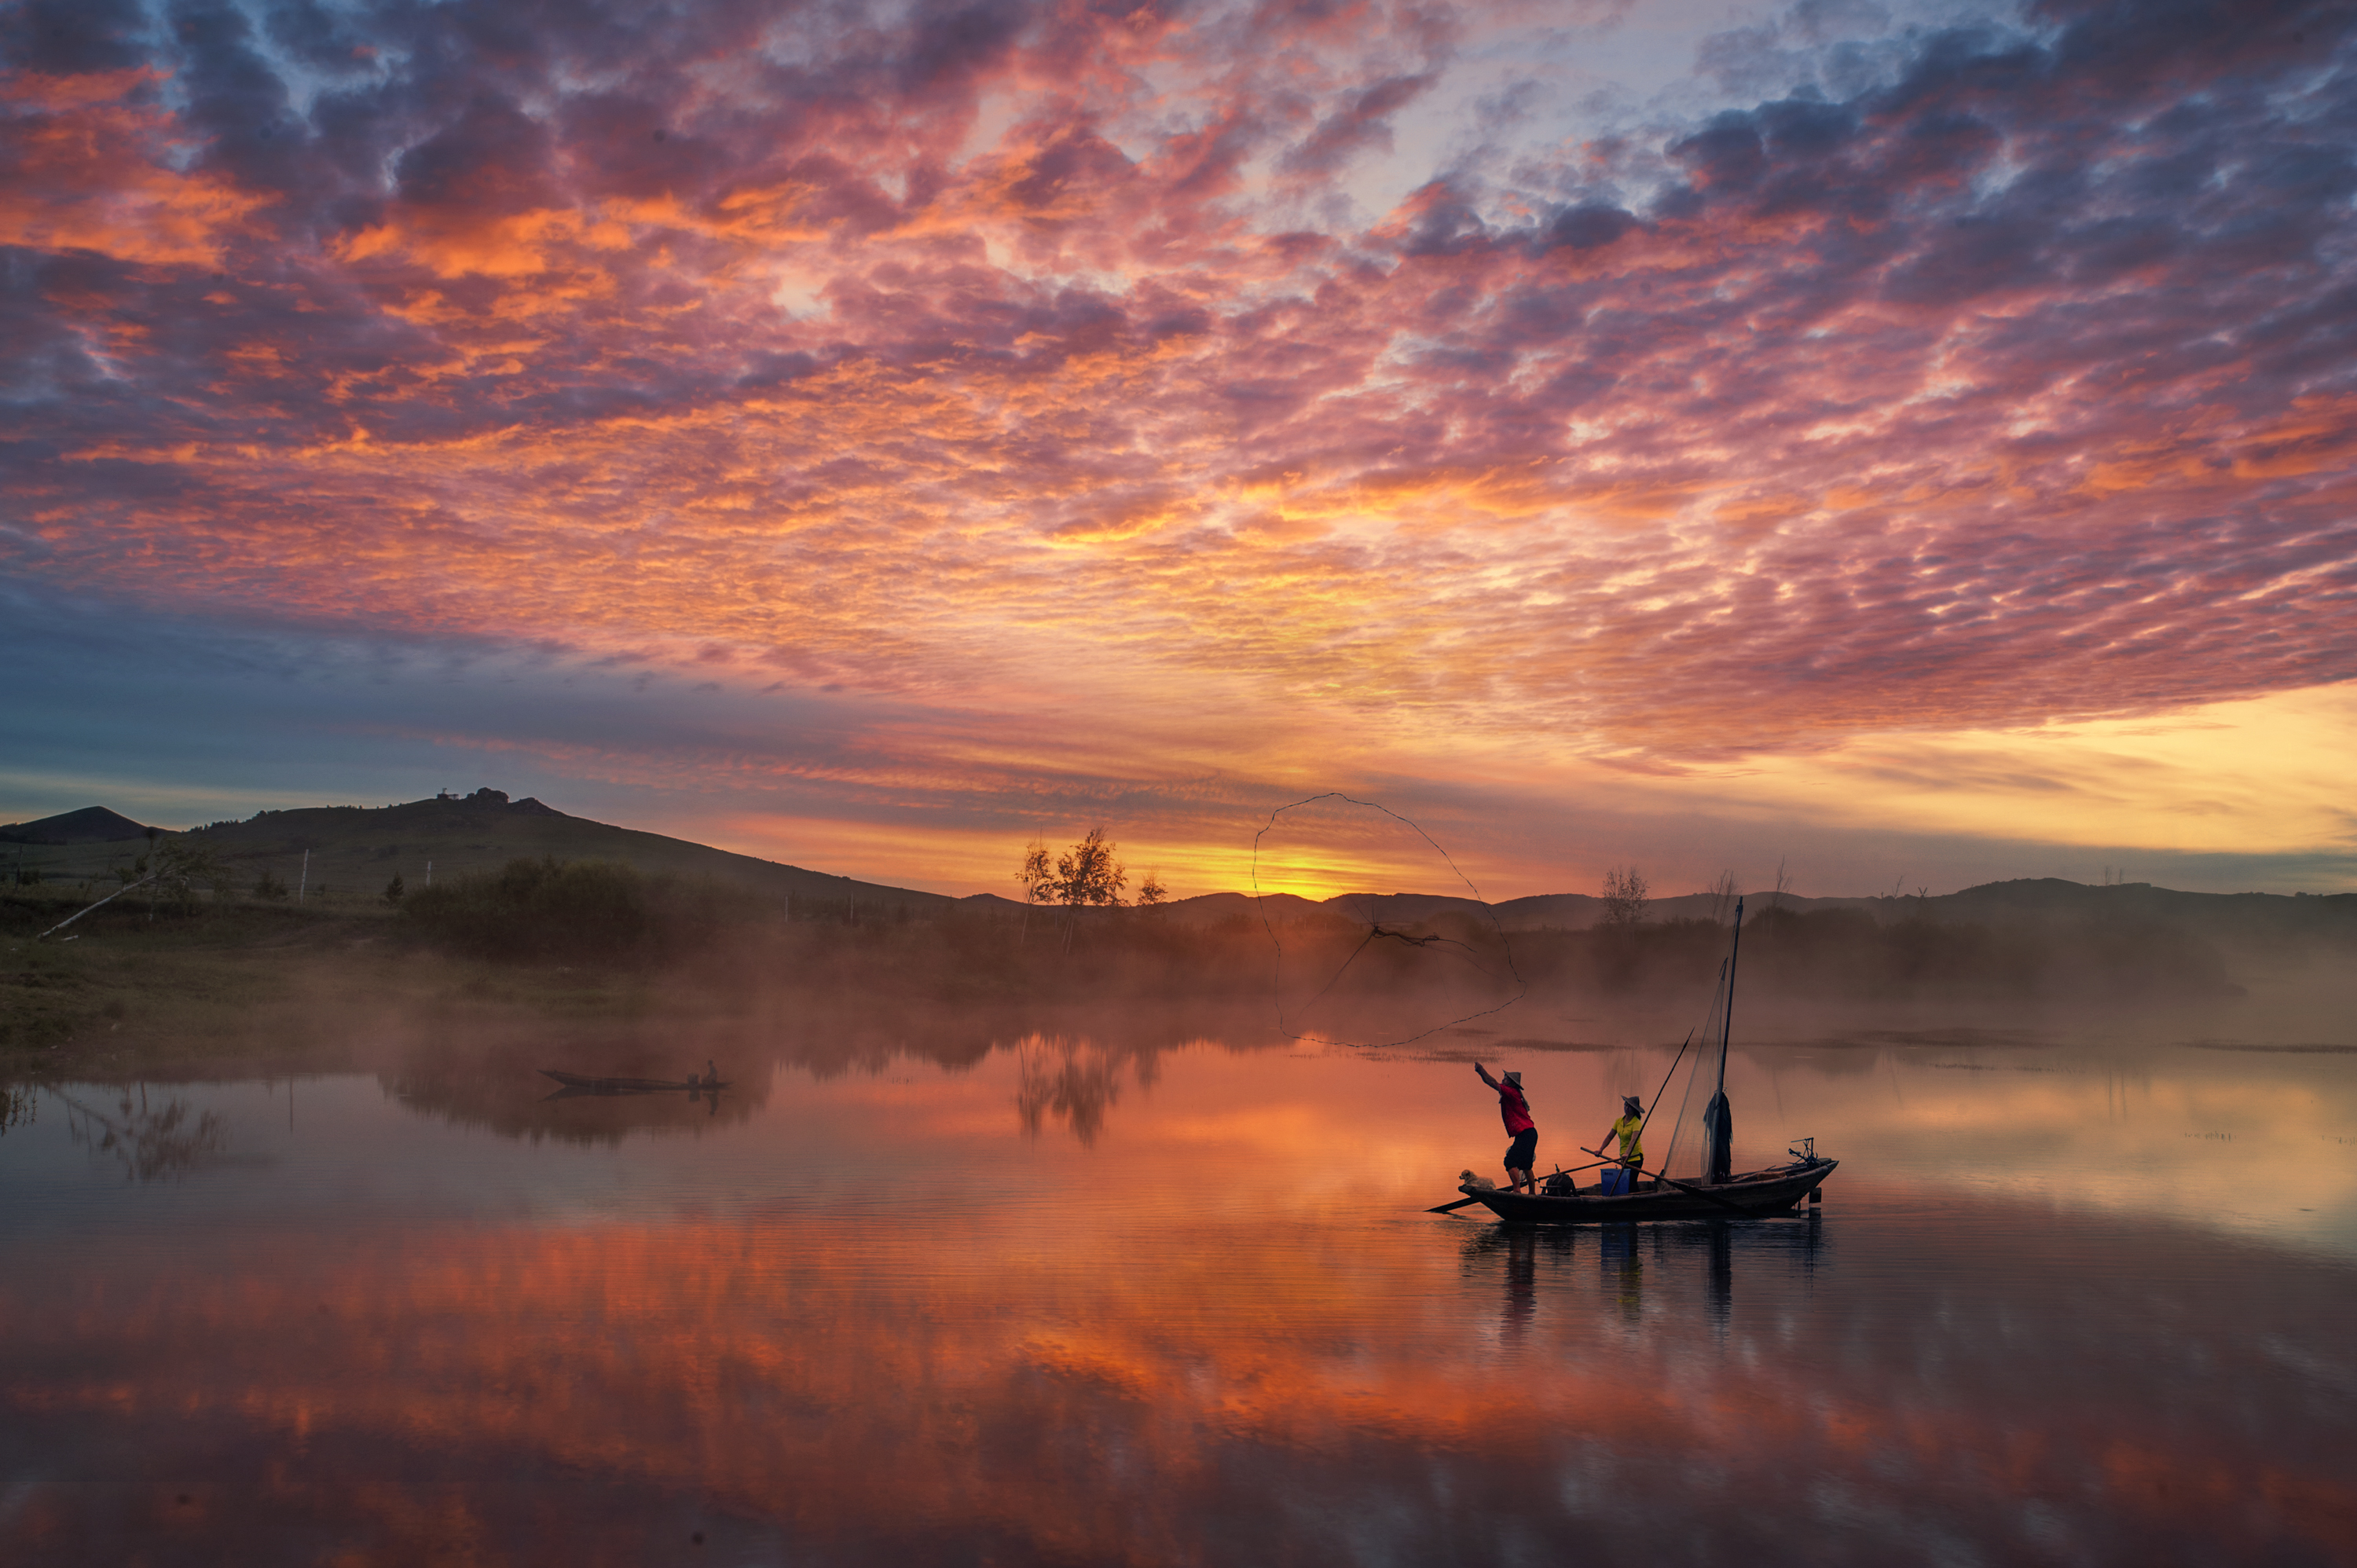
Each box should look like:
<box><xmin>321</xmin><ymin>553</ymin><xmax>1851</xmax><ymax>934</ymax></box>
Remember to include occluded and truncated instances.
<box><xmin>1014</xmin><ymin>842</ymin><xmax>1054</xmax><ymax>943</ymax></box>
<box><xmin>1014</xmin><ymin>828</ymin><xmax>1131</xmax><ymax>951</ymax></box>
<box><xmin>1054</xmin><ymin>826</ymin><xmax>1127</xmax><ymax>908</ymax></box>
<box><xmin>1600</xmin><ymin>865</ymin><xmax>1648</xmax><ymax>929</ymax></box>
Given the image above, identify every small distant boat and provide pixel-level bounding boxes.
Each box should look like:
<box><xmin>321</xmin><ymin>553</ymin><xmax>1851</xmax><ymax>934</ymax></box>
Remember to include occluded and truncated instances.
<box><xmin>539</xmin><ymin>1069</ymin><xmax>731</xmax><ymax>1094</ymax></box>
<box><xmin>1450</xmin><ymin>896</ymin><xmax>1839</xmax><ymax>1225</ymax></box>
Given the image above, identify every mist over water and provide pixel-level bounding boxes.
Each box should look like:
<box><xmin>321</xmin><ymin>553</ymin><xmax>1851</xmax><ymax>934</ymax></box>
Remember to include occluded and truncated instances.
<box><xmin>3</xmin><ymin>987</ymin><xmax>2354</xmax><ymax>1566</ymax></box>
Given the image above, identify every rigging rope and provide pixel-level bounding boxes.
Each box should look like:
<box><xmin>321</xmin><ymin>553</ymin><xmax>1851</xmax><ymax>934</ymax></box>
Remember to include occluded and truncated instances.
<box><xmin>1659</xmin><ymin>956</ymin><xmax>1730</xmax><ymax>1180</ymax></box>
<box><xmin>1252</xmin><ymin>793</ymin><xmax>1527</xmax><ymax>1048</ymax></box>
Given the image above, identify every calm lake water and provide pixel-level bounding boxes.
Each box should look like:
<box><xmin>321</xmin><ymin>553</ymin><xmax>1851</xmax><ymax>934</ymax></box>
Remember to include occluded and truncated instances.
<box><xmin>4</xmin><ymin>1015</ymin><xmax>2355</xmax><ymax>1566</ymax></box>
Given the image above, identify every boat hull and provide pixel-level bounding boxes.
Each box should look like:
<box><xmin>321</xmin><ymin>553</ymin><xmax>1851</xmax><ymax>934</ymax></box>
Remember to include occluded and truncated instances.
<box><xmin>538</xmin><ymin>1070</ymin><xmax>728</xmax><ymax>1094</ymax></box>
<box><xmin>1460</xmin><ymin>1160</ymin><xmax>1836</xmax><ymax>1223</ymax></box>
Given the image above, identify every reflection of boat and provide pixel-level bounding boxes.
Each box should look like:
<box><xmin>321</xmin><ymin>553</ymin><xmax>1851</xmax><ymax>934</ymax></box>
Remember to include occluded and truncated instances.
<box><xmin>1457</xmin><ymin>897</ymin><xmax>1838</xmax><ymax>1224</ymax></box>
<box><xmin>540</xmin><ymin>1070</ymin><xmax>731</xmax><ymax>1094</ymax></box>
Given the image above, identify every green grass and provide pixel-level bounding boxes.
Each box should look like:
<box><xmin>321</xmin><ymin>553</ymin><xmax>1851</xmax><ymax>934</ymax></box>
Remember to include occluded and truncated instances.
<box><xmin>0</xmin><ymin>884</ymin><xmax>700</xmax><ymax>1077</ymax></box>
<box><xmin>2</xmin><ymin>892</ymin><xmax>330</xmax><ymax>1063</ymax></box>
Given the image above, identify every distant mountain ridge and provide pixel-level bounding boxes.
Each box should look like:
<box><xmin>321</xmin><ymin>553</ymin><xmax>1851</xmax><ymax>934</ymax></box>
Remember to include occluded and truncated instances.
<box><xmin>972</xmin><ymin>878</ymin><xmax>2356</xmax><ymax>948</ymax></box>
<box><xmin>164</xmin><ymin>789</ymin><xmax>948</xmax><ymax>913</ymax></box>
<box><xmin>0</xmin><ymin>806</ymin><xmax>152</xmax><ymax>844</ymax></box>
<box><xmin>9</xmin><ymin>795</ymin><xmax>2353</xmax><ymax>943</ymax></box>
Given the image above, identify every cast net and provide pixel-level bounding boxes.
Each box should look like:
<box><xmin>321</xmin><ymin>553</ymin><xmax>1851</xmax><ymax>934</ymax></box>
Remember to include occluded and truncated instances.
<box><xmin>1251</xmin><ymin>793</ymin><xmax>1525</xmax><ymax>1047</ymax></box>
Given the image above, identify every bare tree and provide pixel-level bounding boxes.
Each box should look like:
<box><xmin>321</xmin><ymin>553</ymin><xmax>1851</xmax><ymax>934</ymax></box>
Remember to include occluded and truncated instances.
<box><xmin>1009</xmin><ymin>844</ymin><xmax>1056</xmax><ymax>943</ymax></box>
<box><xmin>1707</xmin><ymin>870</ymin><xmax>1739</xmax><ymax>925</ymax></box>
<box><xmin>1772</xmin><ymin>856</ymin><xmax>1792</xmax><ymax>914</ymax></box>
<box><xmin>1016</xmin><ymin>841</ymin><xmax>1054</xmax><ymax>901</ymax></box>
<box><xmin>1600</xmin><ymin>865</ymin><xmax>1649</xmax><ymax>929</ymax></box>
<box><xmin>33</xmin><ymin>839</ymin><xmax>223</xmax><ymax>941</ymax></box>
<box><xmin>1015</xmin><ymin>841</ymin><xmax>1055</xmax><ymax>943</ymax></box>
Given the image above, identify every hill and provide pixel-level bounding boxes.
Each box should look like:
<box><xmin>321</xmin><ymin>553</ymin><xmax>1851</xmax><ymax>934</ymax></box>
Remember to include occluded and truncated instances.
<box><xmin>5</xmin><ymin>790</ymin><xmax>949</xmax><ymax>915</ymax></box>
<box><xmin>970</xmin><ymin>879</ymin><xmax>2357</xmax><ymax>956</ymax></box>
<box><xmin>9</xmin><ymin>789</ymin><xmax>2352</xmax><ymax>945</ymax></box>
<box><xmin>0</xmin><ymin>806</ymin><xmax>152</xmax><ymax>844</ymax></box>
<box><xmin>163</xmin><ymin>789</ymin><xmax>951</xmax><ymax>915</ymax></box>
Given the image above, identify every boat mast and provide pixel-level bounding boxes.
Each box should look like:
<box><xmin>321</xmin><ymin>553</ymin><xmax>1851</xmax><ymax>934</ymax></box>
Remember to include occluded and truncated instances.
<box><xmin>1704</xmin><ymin>897</ymin><xmax>1741</xmax><ymax>1184</ymax></box>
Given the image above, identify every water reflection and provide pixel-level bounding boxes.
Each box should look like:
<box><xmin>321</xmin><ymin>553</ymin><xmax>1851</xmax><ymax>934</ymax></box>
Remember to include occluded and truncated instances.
<box><xmin>1014</xmin><ymin>1033</ymin><xmax>1166</xmax><ymax>1145</ymax></box>
<box><xmin>3</xmin><ymin>1028</ymin><xmax>2352</xmax><ymax>1564</ymax></box>
<box><xmin>2</xmin><ymin>1196</ymin><xmax>2348</xmax><ymax>1565</ymax></box>
<box><xmin>378</xmin><ymin>1028</ymin><xmax>765</xmax><ymax>1145</ymax></box>
<box><xmin>1708</xmin><ymin>1220</ymin><xmax>1732</xmax><ymax>1332</ymax></box>
<box><xmin>1463</xmin><ymin>1215</ymin><xmax>1817</xmax><ymax>1343</ymax></box>
<box><xmin>359</xmin><ymin>998</ymin><xmax>1275</xmax><ymax>1148</ymax></box>
<box><xmin>53</xmin><ymin>1086</ymin><xmax>227</xmax><ymax>1181</ymax></box>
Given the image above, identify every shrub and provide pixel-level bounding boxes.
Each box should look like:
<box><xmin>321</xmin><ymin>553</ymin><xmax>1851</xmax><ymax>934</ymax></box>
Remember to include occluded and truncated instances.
<box><xmin>401</xmin><ymin>856</ymin><xmax>748</xmax><ymax>963</ymax></box>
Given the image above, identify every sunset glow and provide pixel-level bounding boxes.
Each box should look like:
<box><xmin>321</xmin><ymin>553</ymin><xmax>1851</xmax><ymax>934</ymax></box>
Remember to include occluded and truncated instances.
<box><xmin>5</xmin><ymin>0</ymin><xmax>2353</xmax><ymax>892</ymax></box>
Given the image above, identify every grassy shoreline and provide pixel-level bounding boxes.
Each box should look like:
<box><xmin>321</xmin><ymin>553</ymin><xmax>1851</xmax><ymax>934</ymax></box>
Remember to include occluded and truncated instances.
<box><xmin>0</xmin><ymin>889</ymin><xmax>691</xmax><ymax>1079</ymax></box>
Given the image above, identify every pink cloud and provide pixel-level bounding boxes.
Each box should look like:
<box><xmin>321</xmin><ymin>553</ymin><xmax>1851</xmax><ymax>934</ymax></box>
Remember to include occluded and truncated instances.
<box><xmin>2</xmin><ymin>0</ymin><xmax>2353</xmax><ymax>848</ymax></box>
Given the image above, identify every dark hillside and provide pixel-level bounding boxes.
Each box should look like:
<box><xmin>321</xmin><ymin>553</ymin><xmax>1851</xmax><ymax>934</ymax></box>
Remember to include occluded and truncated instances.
<box><xmin>1931</xmin><ymin>878</ymin><xmax>2357</xmax><ymax>950</ymax></box>
<box><xmin>1483</xmin><ymin>881</ymin><xmax>2355</xmax><ymax>951</ymax></box>
<box><xmin>174</xmin><ymin>789</ymin><xmax>948</xmax><ymax>917</ymax></box>
<box><xmin>0</xmin><ymin>806</ymin><xmax>152</xmax><ymax>844</ymax></box>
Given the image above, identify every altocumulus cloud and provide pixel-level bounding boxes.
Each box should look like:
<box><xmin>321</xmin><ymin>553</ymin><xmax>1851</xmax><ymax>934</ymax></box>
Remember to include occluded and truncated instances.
<box><xmin>2</xmin><ymin>0</ymin><xmax>2355</xmax><ymax>878</ymax></box>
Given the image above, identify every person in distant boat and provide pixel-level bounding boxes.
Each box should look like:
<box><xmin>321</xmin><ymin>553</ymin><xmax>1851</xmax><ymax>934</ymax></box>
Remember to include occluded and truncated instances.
<box><xmin>1473</xmin><ymin>1062</ymin><xmax>1538</xmax><ymax>1193</ymax></box>
<box><xmin>1596</xmin><ymin>1094</ymin><xmax>1646</xmax><ymax>1192</ymax></box>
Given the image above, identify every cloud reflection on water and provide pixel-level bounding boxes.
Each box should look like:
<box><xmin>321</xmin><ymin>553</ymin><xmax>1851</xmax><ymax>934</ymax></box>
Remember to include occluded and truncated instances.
<box><xmin>4</xmin><ymin>1028</ymin><xmax>2356</xmax><ymax>1561</ymax></box>
<box><xmin>2</xmin><ymin>1195</ymin><xmax>2351</xmax><ymax>1565</ymax></box>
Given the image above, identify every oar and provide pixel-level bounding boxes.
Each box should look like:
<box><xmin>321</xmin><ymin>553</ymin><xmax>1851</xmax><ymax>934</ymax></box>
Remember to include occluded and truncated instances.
<box><xmin>1580</xmin><ymin>1146</ymin><xmax>1761</xmax><ymax>1220</ymax></box>
<box><xmin>1424</xmin><ymin>1156</ymin><xmax>1617</xmax><ymax>1213</ymax></box>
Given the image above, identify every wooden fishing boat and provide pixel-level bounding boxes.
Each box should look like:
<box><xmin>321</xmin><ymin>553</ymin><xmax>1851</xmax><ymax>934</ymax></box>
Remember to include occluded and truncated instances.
<box><xmin>1457</xmin><ymin>1153</ymin><xmax>1837</xmax><ymax>1223</ymax></box>
<box><xmin>539</xmin><ymin>1070</ymin><xmax>730</xmax><ymax>1094</ymax></box>
<box><xmin>1444</xmin><ymin>895</ymin><xmax>1838</xmax><ymax>1224</ymax></box>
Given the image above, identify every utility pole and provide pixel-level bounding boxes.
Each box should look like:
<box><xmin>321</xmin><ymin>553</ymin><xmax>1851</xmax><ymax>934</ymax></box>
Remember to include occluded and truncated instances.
<box><xmin>298</xmin><ymin>849</ymin><xmax>309</xmax><ymax>905</ymax></box>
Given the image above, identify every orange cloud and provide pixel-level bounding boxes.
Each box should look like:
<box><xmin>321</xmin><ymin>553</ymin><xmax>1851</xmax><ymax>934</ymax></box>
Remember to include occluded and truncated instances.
<box><xmin>5</xmin><ymin>0</ymin><xmax>2356</xmax><ymax>889</ymax></box>
<box><xmin>1</xmin><ymin>72</ymin><xmax>264</xmax><ymax>266</ymax></box>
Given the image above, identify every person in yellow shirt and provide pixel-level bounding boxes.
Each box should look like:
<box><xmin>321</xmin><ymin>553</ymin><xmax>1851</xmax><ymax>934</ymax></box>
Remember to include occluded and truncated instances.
<box><xmin>1596</xmin><ymin>1094</ymin><xmax>1647</xmax><ymax>1193</ymax></box>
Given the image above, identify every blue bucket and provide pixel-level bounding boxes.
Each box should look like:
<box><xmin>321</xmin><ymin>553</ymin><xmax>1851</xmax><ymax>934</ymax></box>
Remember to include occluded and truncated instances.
<box><xmin>1599</xmin><ymin>1168</ymin><xmax>1635</xmax><ymax>1196</ymax></box>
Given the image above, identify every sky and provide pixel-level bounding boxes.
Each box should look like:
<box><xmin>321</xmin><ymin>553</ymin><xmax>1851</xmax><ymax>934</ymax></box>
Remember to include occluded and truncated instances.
<box><xmin>3</xmin><ymin>0</ymin><xmax>2355</xmax><ymax>900</ymax></box>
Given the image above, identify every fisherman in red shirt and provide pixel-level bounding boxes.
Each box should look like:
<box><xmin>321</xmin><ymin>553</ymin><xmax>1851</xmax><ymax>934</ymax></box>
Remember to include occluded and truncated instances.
<box><xmin>1473</xmin><ymin>1061</ymin><xmax>1538</xmax><ymax>1192</ymax></box>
